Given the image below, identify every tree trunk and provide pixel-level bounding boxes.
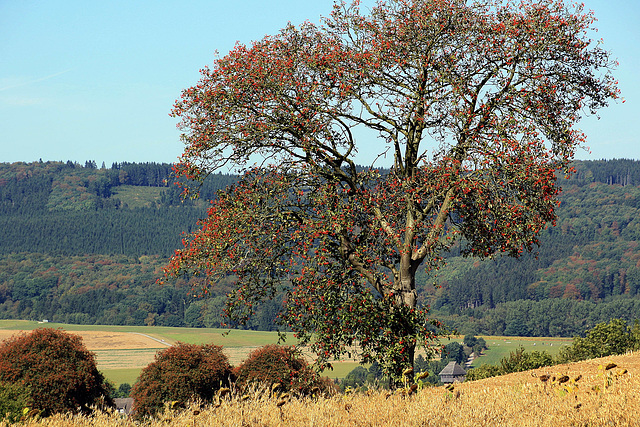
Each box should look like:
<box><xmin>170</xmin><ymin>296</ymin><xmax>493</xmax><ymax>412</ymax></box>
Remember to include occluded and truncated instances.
<box><xmin>391</xmin><ymin>256</ymin><xmax>419</xmax><ymax>387</ymax></box>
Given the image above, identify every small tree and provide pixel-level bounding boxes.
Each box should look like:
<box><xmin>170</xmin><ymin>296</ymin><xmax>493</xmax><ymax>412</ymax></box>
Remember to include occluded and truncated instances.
<box><xmin>234</xmin><ymin>345</ymin><xmax>333</xmax><ymax>396</ymax></box>
<box><xmin>0</xmin><ymin>328</ymin><xmax>112</xmax><ymax>416</ymax></box>
<box><xmin>442</xmin><ymin>342</ymin><xmax>467</xmax><ymax>365</ymax></box>
<box><xmin>115</xmin><ymin>383</ymin><xmax>132</xmax><ymax>398</ymax></box>
<box><xmin>463</xmin><ymin>335</ymin><xmax>478</xmax><ymax>348</ymax></box>
<box><xmin>130</xmin><ymin>342</ymin><xmax>232</xmax><ymax>418</ymax></box>
<box><xmin>476</xmin><ymin>337</ymin><xmax>487</xmax><ymax>350</ymax></box>
<box><xmin>558</xmin><ymin>319</ymin><xmax>637</xmax><ymax>362</ymax></box>
<box><xmin>500</xmin><ymin>346</ymin><xmax>553</xmax><ymax>373</ymax></box>
<box><xmin>466</xmin><ymin>347</ymin><xmax>552</xmax><ymax>381</ymax></box>
<box><xmin>472</xmin><ymin>343</ymin><xmax>484</xmax><ymax>358</ymax></box>
<box><xmin>165</xmin><ymin>0</ymin><xmax>620</xmax><ymax>382</ymax></box>
<box><xmin>465</xmin><ymin>363</ymin><xmax>502</xmax><ymax>381</ymax></box>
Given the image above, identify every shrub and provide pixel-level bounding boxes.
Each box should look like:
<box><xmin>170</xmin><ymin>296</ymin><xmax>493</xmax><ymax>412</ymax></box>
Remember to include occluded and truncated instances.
<box><xmin>0</xmin><ymin>381</ymin><xmax>31</xmax><ymax>423</ymax></box>
<box><xmin>0</xmin><ymin>328</ymin><xmax>113</xmax><ymax>417</ymax></box>
<box><xmin>341</xmin><ymin>366</ymin><xmax>369</xmax><ymax>391</ymax></box>
<box><xmin>234</xmin><ymin>345</ymin><xmax>333</xmax><ymax>396</ymax></box>
<box><xmin>633</xmin><ymin>320</ymin><xmax>640</xmax><ymax>351</ymax></box>
<box><xmin>466</xmin><ymin>347</ymin><xmax>553</xmax><ymax>382</ymax></box>
<box><xmin>341</xmin><ymin>360</ymin><xmax>389</xmax><ymax>391</ymax></box>
<box><xmin>130</xmin><ymin>342</ymin><xmax>232</xmax><ymax>418</ymax></box>
<box><xmin>465</xmin><ymin>363</ymin><xmax>502</xmax><ymax>381</ymax></box>
<box><xmin>114</xmin><ymin>383</ymin><xmax>132</xmax><ymax>398</ymax></box>
<box><xmin>500</xmin><ymin>347</ymin><xmax>553</xmax><ymax>374</ymax></box>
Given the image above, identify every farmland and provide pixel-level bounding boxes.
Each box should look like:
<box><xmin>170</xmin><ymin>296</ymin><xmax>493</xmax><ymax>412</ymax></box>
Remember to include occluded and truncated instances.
<box><xmin>468</xmin><ymin>336</ymin><xmax>572</xmax><ymax>366</ymax></box>
<box><xmin>0</xmin><ymin>320</ymin><xmax>365</xmax><ymax>385</ymax></box>
<box><xmin>0</xmin><ymin>320</ymin><xmax>572</xmax><ymax>386</ymax></box>
<box><xmin>0</xmin><ymin>320</ymin><xmax>290</xmax><ymax>385</ymax></box>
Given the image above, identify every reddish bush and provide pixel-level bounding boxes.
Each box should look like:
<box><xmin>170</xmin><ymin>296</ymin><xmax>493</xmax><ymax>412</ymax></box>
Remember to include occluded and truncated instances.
<box><xmin>130</xmin><ymin>342</ymin><xmax>232</xmax><ymax>418</ymax></box>
<box><xmin>0</xmin><ymin>328</ymin><xmax>113</xmax><ymax>416</ymax></box>
<box><xmin>234</xmin><ymin>345</ymin><xmax>334</xmax><ymax>396</ymax></box>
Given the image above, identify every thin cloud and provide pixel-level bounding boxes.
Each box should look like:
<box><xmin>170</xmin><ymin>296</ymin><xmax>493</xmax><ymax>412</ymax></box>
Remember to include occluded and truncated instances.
<box><xmin>0</xmin><ymin>96</ymin><xmax>45</xmax><ymax>107</ymax></box>
<box><xmin>0</xmin><ymin>69</ymin><xmax>73</xmax><ymax>92</ymax></box>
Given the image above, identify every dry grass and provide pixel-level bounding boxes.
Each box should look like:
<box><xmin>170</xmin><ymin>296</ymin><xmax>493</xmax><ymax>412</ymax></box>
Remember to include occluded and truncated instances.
<box><xmin>14</xmin><ymin>351</ymin><xmax>639</xmax><ymax>426</ymax></box>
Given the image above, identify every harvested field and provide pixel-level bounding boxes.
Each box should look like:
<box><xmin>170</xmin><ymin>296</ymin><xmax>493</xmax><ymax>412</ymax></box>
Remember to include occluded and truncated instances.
<box><xmin>0</xmin><ymin>329</ymin><xmax>168</xmax><ymax>350</ymax></box>
<box><xmin>223</xmin><ymin>345</ymin><xmax>262</xmax><ymax>366</ymax></box>
<box><xmin>0</xmin><ymin>321</ymin><xmax>575</xmax><ymax>385</ymax></box>
<box><xmin>93</xmin><ymin>349</ymin><xmax>162</xmax><ymax>370</ymax></box>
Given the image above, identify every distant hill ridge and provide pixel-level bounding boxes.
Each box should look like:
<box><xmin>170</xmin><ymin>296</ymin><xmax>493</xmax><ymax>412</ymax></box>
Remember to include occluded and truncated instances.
<box><xmin>0</xmin><ymin>160</ymin><xmax>240</xmax><ymax>256</ymax></box>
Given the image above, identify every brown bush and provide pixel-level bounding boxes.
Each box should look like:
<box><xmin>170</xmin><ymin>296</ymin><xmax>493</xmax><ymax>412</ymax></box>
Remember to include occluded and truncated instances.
<box><xmin>0</xmin><ymin>328</ymin><xmax>112</xmax><ymax>416</ymax></box>
<box><xmin>234</xmin><ymin>344</ymin><xmax>335</xmax><ymax>396</ymax></box>
<box><xmin>130</xmin><ymin>342</ymin><xmax>232</xmax><ymax>418</ymax></box>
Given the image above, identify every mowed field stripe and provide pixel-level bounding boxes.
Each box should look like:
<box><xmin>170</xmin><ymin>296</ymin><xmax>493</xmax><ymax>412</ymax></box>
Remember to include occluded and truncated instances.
<box><xmin>93</xmin><ymin>348</ymin><xmax>161</xmax><ymax>370</ymax></box>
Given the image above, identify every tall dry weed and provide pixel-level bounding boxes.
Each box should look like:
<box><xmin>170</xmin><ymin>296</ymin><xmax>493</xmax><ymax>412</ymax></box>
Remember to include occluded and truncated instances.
<box><xmin>14</xmin><ymin>351</ymin><xmax>639</xmax><ymax>426</ymax></box>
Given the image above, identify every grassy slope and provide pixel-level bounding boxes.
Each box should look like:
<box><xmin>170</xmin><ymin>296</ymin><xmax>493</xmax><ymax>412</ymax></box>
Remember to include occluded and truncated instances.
<box><xmin>18</xmin><ymin>351</ymin><xmax>640</xmax><ymax>426</ymax></box>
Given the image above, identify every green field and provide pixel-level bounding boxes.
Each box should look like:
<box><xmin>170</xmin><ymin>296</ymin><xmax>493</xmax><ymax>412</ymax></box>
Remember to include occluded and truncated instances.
<box><xmin>0</xmin><ymin>320</ymin><xmax>573</xmax><ymax>386</ymax></box>
<box><xmin>109</xmin><ymin>185</ymin><xmax>207</xmax><ymax>209</ymax></box>
<box><xmin>0</xmin><ymin>320</ymin><xmax>312</xmax><ymax>386</ymax></box>
<box><xmin>469</xmin><ymin>336</ymin><xmax>572</xmax><ymax>366</ymax></box>
<box><xmin>101</xmin><ymin>368</ymin><xmax>144</xmax><ymax>387</ymax></box>
<box><xmin>0</xmin><ymin>320</ymin><xmax>293</xmax><ymax>386</ymax></box>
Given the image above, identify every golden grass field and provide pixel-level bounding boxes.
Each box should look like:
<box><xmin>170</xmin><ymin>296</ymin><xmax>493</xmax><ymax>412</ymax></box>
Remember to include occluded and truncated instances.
<box><xmin>0</xmin><ymin>329</ymin><xmax>165</xmax><ymax>350</ymax></box>
<box><xmin>1</xmin><ymin>322</ymin><xmax>638</xmax><ymax>425</ymax></box>
<box><xmin>13</xmin><ymin>350</ymin><xmax>639</xmax><ymax>426</ymax></box>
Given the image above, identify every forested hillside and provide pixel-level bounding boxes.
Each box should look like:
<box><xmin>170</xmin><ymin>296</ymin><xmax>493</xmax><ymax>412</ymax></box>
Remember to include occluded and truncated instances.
<box><xmin>0</xmin><ymin>161</ymin><xmax>285</xmax><ymax>329</ymax></box>
<box><xmin>426</xmin><ymin>159</ymin><xmax>640</xmax><ymax>336</ymax></box>
<box><xmin>1</xmin><ymin>159</ymin><xmax>640</xmax><ymax>335</ymax></box>
<box><xmin>0</xmin><ymin>161</ymin><xmax>238</xmax><ymax>255</ymax></box>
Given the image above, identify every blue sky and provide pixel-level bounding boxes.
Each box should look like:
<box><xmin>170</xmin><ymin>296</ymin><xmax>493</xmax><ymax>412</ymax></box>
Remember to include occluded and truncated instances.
<box><xmin>1</xmin><ymin>0</ymin><xmax>638</xmax><ymax>167</ymax></box>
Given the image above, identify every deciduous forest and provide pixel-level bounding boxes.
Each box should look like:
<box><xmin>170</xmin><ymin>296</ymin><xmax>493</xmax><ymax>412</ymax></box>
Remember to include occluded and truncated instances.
<box><xmin>1</xmin><ymin>159</ymin><xmax>639</xmax><ymax>335</ymax></box>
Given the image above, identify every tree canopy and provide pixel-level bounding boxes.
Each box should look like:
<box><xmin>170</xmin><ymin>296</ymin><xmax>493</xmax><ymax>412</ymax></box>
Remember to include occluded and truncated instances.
<box><xmin>165</xmin><ymin>0</ymin><xmax>619</xmax><ymax>380</ymax></box>
<box><xmin>130</xmin><ymin>342</ymin><xmax>232</xmax><ymax>418</ymax></box>
<box><xmin>0</xmin><ymin>328</ymin><xmax>112</xmax><ymax>416</ymax></box>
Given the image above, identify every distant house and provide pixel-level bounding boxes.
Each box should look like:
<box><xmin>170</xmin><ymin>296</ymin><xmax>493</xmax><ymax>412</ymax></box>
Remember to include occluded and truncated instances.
<box><xmin>439</xmin><ymin>361</ymin><xmax>467</xmax><ymax>383</ymax></box>
<box><xmin>114</xmin><ymin>398</ymin><xmax>134</xmax><ymax>415</ymax></box>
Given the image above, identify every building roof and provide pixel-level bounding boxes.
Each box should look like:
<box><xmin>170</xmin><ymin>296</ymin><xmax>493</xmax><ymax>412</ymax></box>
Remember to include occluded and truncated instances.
<box><xmin>114</xmin><ymin>398</ymin><xmax>134</xmax><ymax>415</ymax></box>
<box><xmin>439</xmin><ymin>361</ymin><xmax>467</xmax><ymax>376</ymax></box>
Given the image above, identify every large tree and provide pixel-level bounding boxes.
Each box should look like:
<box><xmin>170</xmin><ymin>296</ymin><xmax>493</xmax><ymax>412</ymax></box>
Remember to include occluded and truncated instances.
<box><xmin>165</xmin><ymin>0</ymin><xmax>619</xmax><ymax>381</ymax></box>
